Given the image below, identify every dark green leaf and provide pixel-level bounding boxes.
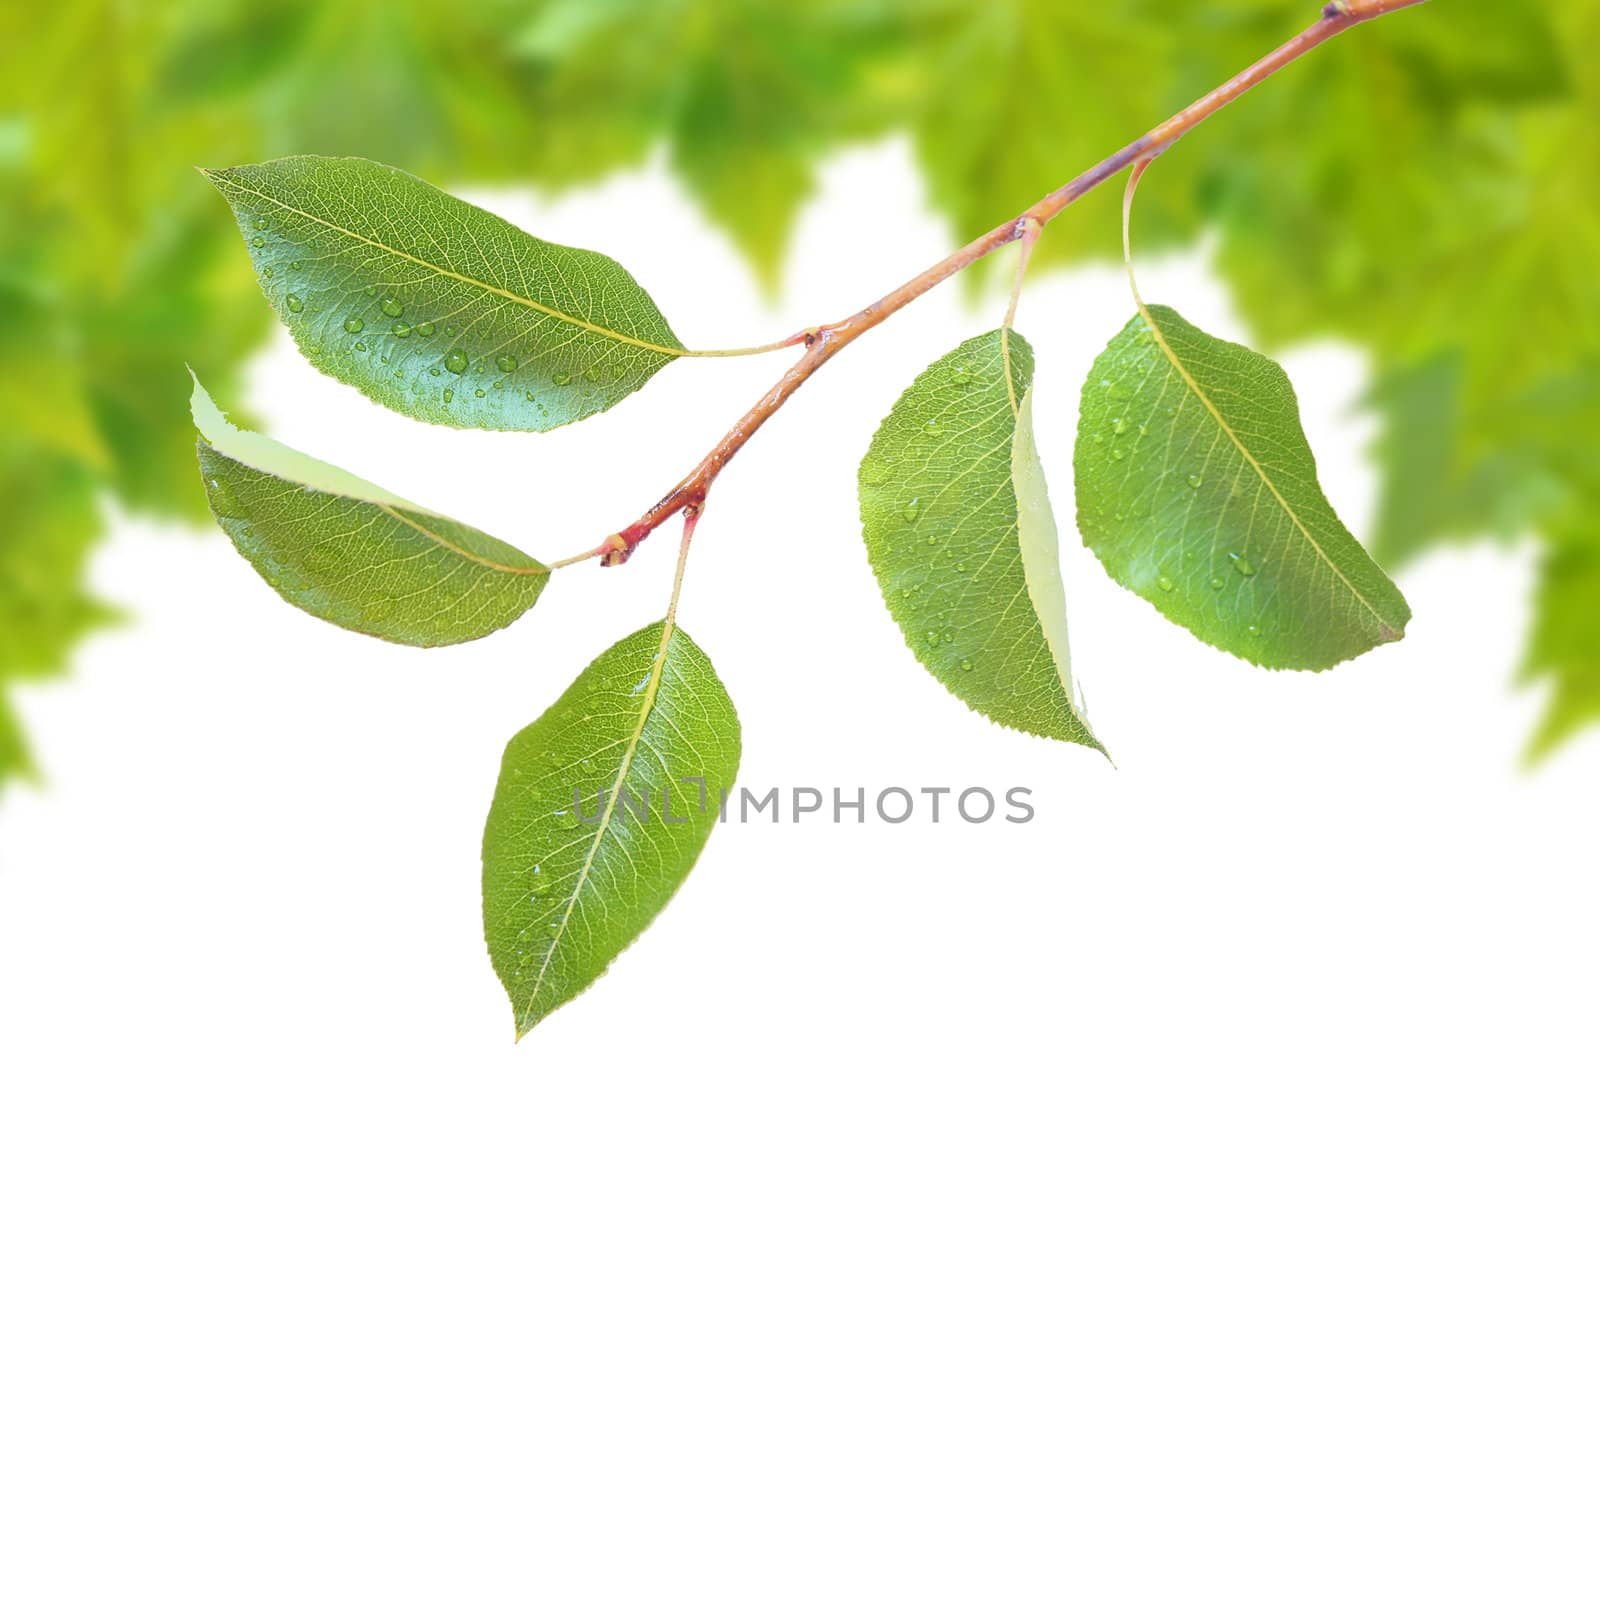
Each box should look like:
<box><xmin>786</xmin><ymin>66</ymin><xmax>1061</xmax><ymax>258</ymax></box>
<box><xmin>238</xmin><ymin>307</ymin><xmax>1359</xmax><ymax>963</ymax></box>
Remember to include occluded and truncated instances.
<box><xmin>192</xmin><ymin>376</ymin><xmax>548</xmax><ymax>645</ymax></box>
<box><xmin>859</xmin><ymin>329</ymin><xmax>1102</xmax><ymax>751</ymax></box>
<box><xmin>1075</xmin><ymin>305</ymin><xmax>1410</xmax><ymax>671</ymax></box>
<box><xmin>483</xmin><ymin>619</ymin><xmax>741</xmax><ymax>1037</ymax></box>
<box><xmin>203</xmin><ymin>155</ymin><xmax>684</xmax><ymax>431</ymax></box>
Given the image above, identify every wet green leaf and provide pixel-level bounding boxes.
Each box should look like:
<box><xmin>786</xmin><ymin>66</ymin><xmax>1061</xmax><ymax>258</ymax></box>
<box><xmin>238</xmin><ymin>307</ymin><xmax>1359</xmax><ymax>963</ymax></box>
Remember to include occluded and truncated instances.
<box><xmin>1075</xmin><ymin>305</ymin><xmax>1410</xmax><ymax>671</ymax></box>
<box><xmin>203</xmin><ymin>155</ymin><xmax>684</xmax><ymax>431</ymax></box>
<box><xmin>858</xmin><ymin>329</ymin><xmax>1102</xmax><ymax>751</ymax></box>
<box><xmin>192</xmin><ymin>376</ymin><xmax>548</xmax><ymax>645</ymax></box>
<box><xmin>483</xmin><ymin>619</ymin><xmax>740</xmax><ymax>1037</ymax></box>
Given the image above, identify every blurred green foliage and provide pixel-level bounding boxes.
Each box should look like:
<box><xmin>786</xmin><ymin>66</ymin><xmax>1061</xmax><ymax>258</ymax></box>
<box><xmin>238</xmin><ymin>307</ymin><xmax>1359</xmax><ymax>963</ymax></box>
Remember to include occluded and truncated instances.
<box><xmin>1</xmin><ymin>0</ymin><xmax>1595</xmax><ymax>781</ymax></box>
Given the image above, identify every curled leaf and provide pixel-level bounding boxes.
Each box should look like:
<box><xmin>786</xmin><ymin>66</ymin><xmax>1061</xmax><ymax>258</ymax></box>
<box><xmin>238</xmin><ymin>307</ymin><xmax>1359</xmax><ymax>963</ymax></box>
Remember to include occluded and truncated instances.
<box><xmin>193</xmin><ymin>375</ymin><xmax>548</xmax><ymax>645</ymax></box>
<box><xmin>858</xmin><ymin>329</ymin><xmax>1102</xmax><ymax>752</ymax></box>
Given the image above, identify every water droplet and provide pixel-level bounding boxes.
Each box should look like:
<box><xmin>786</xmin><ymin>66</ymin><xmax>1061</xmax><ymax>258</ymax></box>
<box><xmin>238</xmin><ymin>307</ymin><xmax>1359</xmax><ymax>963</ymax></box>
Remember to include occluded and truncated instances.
<box><xmin>552</xmin><ymin>371</ymin><xmax>573</xmax><ymax>386</ymax></box>
<box><xmin>392</xmin><ymin>322</ymin><xmax>411</xmax><ymax>337</ymax></box>
<box><xmin>415</xmin><ymin>321</ymin><xmax>435</xmax><ymax>336</ymax></box>
<box><xmin>285</xmin><ymin>293</ymin><xmax>304</xmax><ymax>313</ymax></box>
<box><xmin>1210</xmin><ymin>576</ymin><xmax>1225</xmax><ymax>591</ymax></box>
<box><xmin>960</xmin><ymin>658</ymin><xmax>974</xmax><ymax>672</ymax></box>
<box><xmin>354</xmin><ymin>341</ymin><xmax>368</xmax><ymax>352</ymax></box>
<box><xmin>206</xmin><ymin>477</ymin><xmax>246</xmax><ymax>518</ymax></box>
<box><xmin>1186</xmin><ymin>472</ymin><xmax>1204</xmax><ymax>488</ymax></box>
<box><xmin>925</xmin><ymin>629</ymin><xmax>939</xmax><ymax>645</ymax></box>
<box><xmin>951</xmin><ymin>366</ymin><xmax>972</xmax><ymax>386</ymax></box>
<box><xmin>941</xmin><ymin>628</ymin><xmax>954</xmax><ymax>644</ymax></box>
<box><xmin>444</xmin><ymin>348</ymin><xmax>469</xmax><ymax>375</ymax></box>
<box><xmin>363</xmin><ymin>285</ymin><xmax>378</xmax><ymax>297</ymax></box>
<box><xmin>290</xmin><ymin>260</ymin><xmax>304</xmax><ymax>272</ymax></box>
<box><xmin>1111</xmin><ymin>416</ymin><xmax>1127</xmax><ymax>435</ymax></box>
<box><xmin>1137</xmin><ymin>423</ymin><xmax>1149</xmax><ymax>437</ymax></box>
<box><xmin>344</xmin><ymin>316</ymin><xmax>364</xmax><ymax>334</ymax></box>
<box><xmin>924</xmin><ymin>419</ymin><xmax>944</xmax><ymax>436</ymax></box>
<box><xmin>261</xmin><ymin>265</ymin><xmax>274</xmax><ymax>277</ymax></box>
<box><xmin>429</xmin><ymin>366</ymin><xmax>441</xmax><ymax>376</ymax></box>
<box><xmin>1229</xmin><ymin>551</ymin><xmax>1256</xmax><ymax>577</ymax></box>
<box><xmin>1111</xmin><ymin>447</ymin><xmax>1125</xmax><ymax>461</ymax></box>
<box><xmin>1157</xmin><ymin>574</ymin><xmax>1174</xmax><ymax>592</ymax></box>
<box><xmin>442</xmin><ymin>387</ymin><xmax>453</xmax><ymax>403</ymax></box>
<box><xmin>1246</xmin><ymin>624</ymin><xmax>1261</xmax><ymax>638</ymax></box>
<box><xmin>582</xmin><ymin>364</ymin><xmax>599</xmax><ymax>382</ymax></box>
<box><xmin>902</xmin><ymin>498</ymin><xmax>921</xmax><ymax>523</ymax></box>
<box><xmin>474</xmin><ymin>388</ymin><xmax>486</xmax><ymax>397</ymax></box>
<box><xmin>955</xmin><ymin>561</ymin><xmax>967</xmax><ymax>573</ymax></box>
<box><xmin>496</xmin><ymin>353</ymin><xmax>518</xmax><ymax>373</ymax></box>
<box><xmin>380</xmin><ymin>297</ymin><xmax>403</xmax><ymax>318</ymax></box>
<box><xmin>250</xmin><ymin>235</ymin><xmax>265</xmax><ymax>248</ymax></box>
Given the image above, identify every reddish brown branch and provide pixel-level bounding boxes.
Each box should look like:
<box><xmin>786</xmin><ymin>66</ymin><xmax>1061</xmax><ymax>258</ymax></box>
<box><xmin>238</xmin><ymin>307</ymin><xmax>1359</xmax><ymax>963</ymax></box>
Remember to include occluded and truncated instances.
<box><xmin>598</xmin><ymin>0</ymin><xmax>1430</xmax><ymax>567</ymax></box>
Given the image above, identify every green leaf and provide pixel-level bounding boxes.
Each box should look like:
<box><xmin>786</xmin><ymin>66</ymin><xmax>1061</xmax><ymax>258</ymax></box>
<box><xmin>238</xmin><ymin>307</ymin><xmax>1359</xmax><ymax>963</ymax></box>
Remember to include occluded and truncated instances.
<box><xmin>483</xmin><ymin>618</ymin><xmax>741</xmax><ymax>1037</ymax></box>
<box><xmin>191</xmin><ymin>376</ymin><xmax>548</xmax><ymax>645</ymax></box>
<box><xmin>1075</xmin><ymin>305</ymin><xmax>1411</xmax><ymax>671</ymax></box>
<box><xmin>202</xmin><ymin>155</ymin><xmax>684</xmax><ymax>431</ymax></box>
<box><xmin>1521</xmin><ymin>514</ymin><xmax>1600</xmax><ymax>764</ymax></box>
<box><xmin>0</xmin><ymin>449</ymin><xmax>120</xmax><ymax>787</ymax></box>
<box><xmin>858</xmin><ymin>329</ymin><xmax>1102</xmax><ymax>752</ymax></box>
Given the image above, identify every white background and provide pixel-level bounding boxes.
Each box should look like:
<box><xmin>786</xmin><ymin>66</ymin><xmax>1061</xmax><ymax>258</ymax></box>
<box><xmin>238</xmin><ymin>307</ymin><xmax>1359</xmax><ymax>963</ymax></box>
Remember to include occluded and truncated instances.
<box><xmin>3</xmin><ymin>147</ymin><xmax>1597</xmax><ymax>1597</ymax></box>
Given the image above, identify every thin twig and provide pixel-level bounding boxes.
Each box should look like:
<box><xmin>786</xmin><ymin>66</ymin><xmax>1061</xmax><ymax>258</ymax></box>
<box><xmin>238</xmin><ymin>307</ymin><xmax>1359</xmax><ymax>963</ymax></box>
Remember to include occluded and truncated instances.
<box><xmin>575</xmin><ymin>0</ymin><xmax>1428</xmax><ymax>570</ymax></box>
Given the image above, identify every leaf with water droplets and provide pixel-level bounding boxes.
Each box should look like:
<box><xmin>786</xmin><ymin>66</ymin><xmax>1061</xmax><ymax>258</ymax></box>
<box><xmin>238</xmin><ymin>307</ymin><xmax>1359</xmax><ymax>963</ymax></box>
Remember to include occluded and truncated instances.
<box><xmin>191</xmin><ymin>375</ymin><xmax>548</xmax><ymax>645</ymax></box>
<box><xmin>483</xmin><ymin>620</ymin><xmax>741</xmax><ymax>1038</ymax></box>
<box><xmin>202</xmin><ymin>155</ymin><xmax>684</xmax><ymax>431</ymax></box>
<box><xmin>1075</xmin><ymin>305</ymin><xmax>1410</xmax><ymax>670</ymax></box>
<box><xmin>858</xmin><ymin>330</ymin><xmax>1102</xmax><ymax>752</ymax></box>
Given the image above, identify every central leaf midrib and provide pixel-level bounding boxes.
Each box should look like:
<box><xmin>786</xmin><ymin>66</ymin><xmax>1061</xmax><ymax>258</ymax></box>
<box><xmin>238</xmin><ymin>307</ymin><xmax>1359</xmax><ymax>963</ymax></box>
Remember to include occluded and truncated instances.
<box><xmin>379</xmin><ymin>502</ymin><xmax>546</xmax><ymax>578</ymax></box>
<box><xmin>519</xmin><ymin>622</ymin><xmax>675</xmax><ymax>1033</ymax></box>
<box><xmin>209</xmin><ymin>171</ymin><xmax>690</xmax><ymax>362</ymax></box>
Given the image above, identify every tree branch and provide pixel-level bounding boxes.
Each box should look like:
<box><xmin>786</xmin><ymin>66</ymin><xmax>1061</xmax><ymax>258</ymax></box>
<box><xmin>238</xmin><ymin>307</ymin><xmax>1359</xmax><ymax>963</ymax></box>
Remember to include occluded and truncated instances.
<box><xmin>596</xmin><ymin>0</ymin><xmax>1431</xmax><ymax>568</ymax></box>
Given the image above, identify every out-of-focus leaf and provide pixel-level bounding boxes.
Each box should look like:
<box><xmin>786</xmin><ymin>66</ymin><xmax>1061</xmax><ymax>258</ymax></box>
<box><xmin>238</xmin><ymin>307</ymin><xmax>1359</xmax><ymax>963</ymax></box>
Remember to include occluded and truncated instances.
<box><xmin>0</xmin><ymin>450</ymin><xmax>119</xmax><ymax>784</ymax></box>
<box><xmin>192</xmin><ymin>377</ymin><xmax>549</xmax><ymax>646</ymax></box>
<box><xmin>511</xmin><ymin>0</ymin><xmax>901</xmax><ymax>288</ymax></box>
<box><xmin>859</xmin><ymin>329</ymin><xmax>1101</xmax><ymax>749</ymax></box>
<box><xmin>906</xmin><ymin>0</ymin><xmax>1189</xmax><ymax>280</ymax></box>
<box><xmin>205</xmin><ymin>156</ymin><xmax>684</xmax><ymax>431</ymax></box>
<box><xmin>1522</xmin><ymin>516</ymin><xmax>1600</xmax><ymax>763</ymax></box>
